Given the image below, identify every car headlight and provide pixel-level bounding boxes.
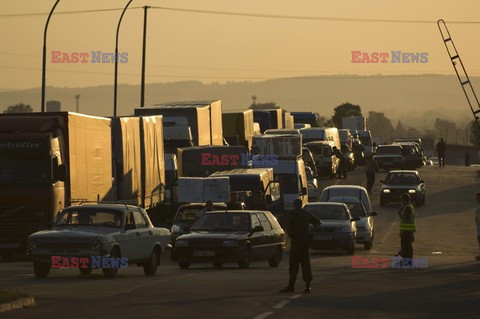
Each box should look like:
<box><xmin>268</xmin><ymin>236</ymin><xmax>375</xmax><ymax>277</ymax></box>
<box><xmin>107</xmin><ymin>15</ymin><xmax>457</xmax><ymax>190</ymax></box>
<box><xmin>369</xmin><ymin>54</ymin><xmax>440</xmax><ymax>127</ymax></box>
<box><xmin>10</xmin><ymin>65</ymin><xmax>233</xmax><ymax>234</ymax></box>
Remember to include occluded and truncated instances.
<box><xmin>176</xmin><ymin>239</ymin><xmax>188</xmax><ymax>247</ymax></box>
<box><xmin>408</xmin><ymin>189</ymin><xmax>416</xmax><ymax>194</ymax></box>
<box><xmin>91</xmin><ymin>238</ymin><xmax>102</xmax><ymax>251</ymax></box>
<box><xmin>171</xmin><ymin>225</ymin><xmax>180</xmax><ymax>233</ymax></box>
<box><xmin>336</xmin><ymin>227</ymin><xmax>352</xmax><ymax>233</ymax></box>
<box><xmin>222</xmin><ymin>240</ymin><xmax>238</xmax><ymax>247</ymax></box>
<box><xmin>29</xmin><ymin>239</ymin><xmax>39</xmax><ymax>250</ymax></box>
<box><xmin>382</xmin><ymin>189</ymin><xmax>391</xmax><ymax>193</ymax></box>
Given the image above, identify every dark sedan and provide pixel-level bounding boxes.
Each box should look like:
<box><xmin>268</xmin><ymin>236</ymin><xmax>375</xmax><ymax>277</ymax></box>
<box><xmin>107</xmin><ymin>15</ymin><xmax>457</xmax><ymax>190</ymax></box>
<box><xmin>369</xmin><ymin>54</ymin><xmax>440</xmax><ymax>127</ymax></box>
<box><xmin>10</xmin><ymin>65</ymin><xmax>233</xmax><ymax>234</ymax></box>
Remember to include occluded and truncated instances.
<box><xmin>175</xmin><ymin>211</ymin><xmax>285</xmax><ymax>269</ymax></box>
<box><xmin>380</xmin><ymin>170</ymin><xmax>426</xmax><ymax>206</ymax></box>
<box><xmin>373</xmin><ymin>145</ymin><xmax>404</xmax><ymax>170</ymax></box>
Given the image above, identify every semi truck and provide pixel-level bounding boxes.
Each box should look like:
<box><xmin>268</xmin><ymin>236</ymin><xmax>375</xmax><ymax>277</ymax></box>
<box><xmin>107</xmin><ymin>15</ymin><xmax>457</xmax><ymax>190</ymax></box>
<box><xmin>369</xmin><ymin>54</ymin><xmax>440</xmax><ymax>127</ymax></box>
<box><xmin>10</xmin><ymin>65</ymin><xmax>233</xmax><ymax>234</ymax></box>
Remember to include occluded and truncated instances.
<box><xmin>0</xmin><ymin>112</ymin><xmax>113</xmax><ymax>258</ymax></box>
<box><xmin>222</xmin><ymin>110</ymin><xmax>254</xmax><ymax>150</ymax></box>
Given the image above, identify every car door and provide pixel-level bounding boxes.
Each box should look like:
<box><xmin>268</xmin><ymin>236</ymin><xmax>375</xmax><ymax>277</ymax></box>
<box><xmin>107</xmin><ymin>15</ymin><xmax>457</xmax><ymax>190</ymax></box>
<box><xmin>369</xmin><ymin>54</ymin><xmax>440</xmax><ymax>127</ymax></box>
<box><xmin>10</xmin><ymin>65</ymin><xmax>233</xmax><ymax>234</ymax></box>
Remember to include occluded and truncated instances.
<box><xmin>132</xmin><ymin>209</ymin><xmax>152</xmax><ymax>260</ymax></box>
<box><xmin>249</xmin><ymin>214</ymin><xmax>264</xmax><ymax>260</ymax></box>
<box><xmin>257</xmin><ymin>213</ymin><xmax>275</xmax><ymax>259</ymax></box>
<box><xmin>120</xmin><ymin>211</ymin><xmax>139</xmax><ymax>261</ymax></box>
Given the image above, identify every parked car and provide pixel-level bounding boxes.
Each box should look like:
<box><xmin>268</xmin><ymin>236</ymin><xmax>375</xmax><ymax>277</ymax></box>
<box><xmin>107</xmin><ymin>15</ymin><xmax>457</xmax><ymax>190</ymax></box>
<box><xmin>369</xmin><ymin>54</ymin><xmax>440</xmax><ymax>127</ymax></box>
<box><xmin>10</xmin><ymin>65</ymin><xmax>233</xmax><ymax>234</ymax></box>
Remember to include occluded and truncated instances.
<box><xmin>373</xmin><ymin>145</ymin><xmax>404</xmax><ymax>170</ymax></box>
<box><xmin>175</xmin><ymin>211</ymin><xmax>285</xmax><ymax>269</ymax></box>
<box><xmin>27</xmin><ymin>204</ymin><xmax>171</xmax><ymax>278</ymax></box>
<box><xmin>170</xmin><ymin>202</ymin><xmax>227</xmax><ymax>260</ymax></box>
<box><xmin>303</xmin><ymin>202</ymin><xmax>359</xmax><ymax>254</ymax></box>
<box><xmin>380</xmin><ymin>170</ymin><xmax>426</xmax><ymax>206</ymax></box>
<box><xmin>320</xmin><ymin>185</ymin><xmax>377</xmax><ymax>249</ymax></box>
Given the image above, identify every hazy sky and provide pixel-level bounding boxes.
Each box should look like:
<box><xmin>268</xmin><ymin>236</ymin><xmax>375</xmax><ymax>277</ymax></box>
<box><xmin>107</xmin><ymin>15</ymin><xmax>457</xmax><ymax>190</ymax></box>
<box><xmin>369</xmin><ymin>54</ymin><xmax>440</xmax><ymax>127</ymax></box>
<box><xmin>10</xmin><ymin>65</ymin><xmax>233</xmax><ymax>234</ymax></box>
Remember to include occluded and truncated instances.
<box><xmin>1</xmin><ymin>0</ymin><xmax>480</xmax><ymax>90</ymax></box>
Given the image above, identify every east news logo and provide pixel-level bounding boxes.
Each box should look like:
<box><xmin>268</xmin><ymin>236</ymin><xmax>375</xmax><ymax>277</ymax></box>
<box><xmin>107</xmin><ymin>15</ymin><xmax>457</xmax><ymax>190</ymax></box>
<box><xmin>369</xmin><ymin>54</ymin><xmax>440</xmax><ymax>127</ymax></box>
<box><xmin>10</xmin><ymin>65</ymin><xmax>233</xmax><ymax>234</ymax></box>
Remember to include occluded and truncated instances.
<box><xmin>51</xmin><ymin>256</ymin><xmax>128</xmax><ymax>269</ymax></box>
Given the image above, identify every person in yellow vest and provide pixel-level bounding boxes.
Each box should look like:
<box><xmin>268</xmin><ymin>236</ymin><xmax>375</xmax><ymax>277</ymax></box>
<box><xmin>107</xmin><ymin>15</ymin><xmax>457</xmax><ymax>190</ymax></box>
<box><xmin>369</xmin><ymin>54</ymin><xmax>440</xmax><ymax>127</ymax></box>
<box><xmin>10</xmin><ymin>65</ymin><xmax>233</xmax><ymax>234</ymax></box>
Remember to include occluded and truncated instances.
<box><xmin>399</xmin><ymin>193</ymin><xmax>416</xmax><ymax>265</ymax></box>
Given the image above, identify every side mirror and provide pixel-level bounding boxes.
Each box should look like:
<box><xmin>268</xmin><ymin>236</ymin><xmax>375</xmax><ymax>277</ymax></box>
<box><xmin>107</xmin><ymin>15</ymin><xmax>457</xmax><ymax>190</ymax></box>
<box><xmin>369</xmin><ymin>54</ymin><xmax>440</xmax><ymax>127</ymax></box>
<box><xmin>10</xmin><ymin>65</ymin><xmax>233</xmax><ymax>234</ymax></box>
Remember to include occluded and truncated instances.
<box><xmin>369</xmin><ymin>211</ymin><xmax>378</xmax><ymax>216</ymax></box>
<box><xmin>301</xmin><ymin>187</ymin><xmax>307</xmax><ymax>196</ymax></box>
<box><xmin>58</xmin><ymin>164</ymin><xmax>67</xmax><ymax>182</ymax></box>
<box><xmin>124</xmin><ymin>224</ymin><xmax>136</xmax><ymax>231</ymax></box>
<box><xmin>351</xmin><ymin>216</ymin><xmax>360</xmax><ymax>221</ymax></box>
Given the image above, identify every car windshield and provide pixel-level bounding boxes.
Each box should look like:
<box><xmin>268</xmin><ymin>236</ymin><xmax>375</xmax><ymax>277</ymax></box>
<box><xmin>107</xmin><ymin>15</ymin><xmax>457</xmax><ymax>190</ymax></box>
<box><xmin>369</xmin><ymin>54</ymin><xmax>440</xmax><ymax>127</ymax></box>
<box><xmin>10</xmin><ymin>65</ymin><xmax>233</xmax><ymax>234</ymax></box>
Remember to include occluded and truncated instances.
<box><xmin>55</xmin><ymin>209</ymin><xmax>123</xmax><ymax>228</ymax></box>
<box><xmin>344</xmin><ymin>203</ymin><xmax>367</xmax><ymax>218</ymax></box>
<box><xmin>304</xmin><ymin>205</ymin><xmax>349</xmax><ymax>220</ymax></box>
<box><xmin>191</xmin><ymin>213</ymin><xmax>250</xmax><ymax>232</ymax></box>
<box><xmin>276</xmin><ymin>174</ymin><xmax>299</xmax><ymax>194</ymax></box>
<box><xmin>376</xmin><ymin>146</ymin><xmax>401</xmax><ymax>155</ymax></box>
<box><xmin>385</xmin><ymin>173</ymin><xmax>419</xmax><ymax>185</ymax></box>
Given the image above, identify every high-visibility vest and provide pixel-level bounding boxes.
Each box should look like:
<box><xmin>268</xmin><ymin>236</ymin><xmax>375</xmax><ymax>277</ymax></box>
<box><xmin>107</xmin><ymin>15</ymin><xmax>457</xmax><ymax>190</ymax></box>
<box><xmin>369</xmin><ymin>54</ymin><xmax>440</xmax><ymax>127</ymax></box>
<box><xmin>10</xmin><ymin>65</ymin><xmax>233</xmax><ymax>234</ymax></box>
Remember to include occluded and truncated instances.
<box><xmin>399</xmin><ymin>204</ymin><xmax>416</xmax><ymax>232</ymax></box>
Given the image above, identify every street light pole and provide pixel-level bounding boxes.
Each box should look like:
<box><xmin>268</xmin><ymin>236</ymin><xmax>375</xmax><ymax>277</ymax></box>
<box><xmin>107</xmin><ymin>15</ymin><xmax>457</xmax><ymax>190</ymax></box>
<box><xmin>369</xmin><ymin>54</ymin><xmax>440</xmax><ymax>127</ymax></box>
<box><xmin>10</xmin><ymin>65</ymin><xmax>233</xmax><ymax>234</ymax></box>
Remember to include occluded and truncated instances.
<box><xmin>140</xmin><ymin>6</ymin><xmax>150</xmax><ymax>108</ymax></box>
<box><xmin>113</xmin><ymin>0</ymin><xmax>134</xmax><ymax>117</ymax></box>
<box><xmin>41</xmin><ymin>0</ymin><xmax>61</xmax><ymax>113</ymax></box>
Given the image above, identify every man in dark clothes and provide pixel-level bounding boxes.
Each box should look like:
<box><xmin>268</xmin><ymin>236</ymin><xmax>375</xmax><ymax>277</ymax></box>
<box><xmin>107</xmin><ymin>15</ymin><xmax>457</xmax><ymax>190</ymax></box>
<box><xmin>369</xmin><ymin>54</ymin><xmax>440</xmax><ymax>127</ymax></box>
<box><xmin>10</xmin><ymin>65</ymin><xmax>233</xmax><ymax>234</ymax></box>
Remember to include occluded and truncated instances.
<box><xmin>435</xmin><ymin>138</ymin><xmax>446</xmax><ymax>167</ymax></box>
<box><xmin>333</xmin><ymin>146</ymin><xmax>347</xmax><ymax>179</ymax></box>
<box><xmin>226</xmin><ymin>193</ymin><xmax>244</xmax><ymax>210</ymax></box>
<box><xmin>280</xmin><ymin>199</ymin><xmax>320</xmax><ymax>293</ymax></box>
<box><xmin>247</xmin><ymin>191</ymin><xmax>267</xmax><ymax>210</ymax></box>
<box><xmin>364</xmin><ymin>155</ymin><xmax>379</xmax><ymax>194</ymax></box>
<box><xmin>398</xmin><ymin>193</ymin><xmax>416</xmax><ymax>265</ymax></box>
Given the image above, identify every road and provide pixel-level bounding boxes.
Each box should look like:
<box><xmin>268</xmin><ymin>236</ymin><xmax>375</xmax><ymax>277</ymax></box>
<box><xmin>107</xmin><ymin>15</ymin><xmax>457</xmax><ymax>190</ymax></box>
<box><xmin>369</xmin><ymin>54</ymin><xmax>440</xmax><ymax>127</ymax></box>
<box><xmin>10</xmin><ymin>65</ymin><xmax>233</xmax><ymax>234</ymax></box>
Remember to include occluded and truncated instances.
<box><xmin>1</xmin><ymin>165</ymin><xmax>479</xmax><ymax>319</ymax></box>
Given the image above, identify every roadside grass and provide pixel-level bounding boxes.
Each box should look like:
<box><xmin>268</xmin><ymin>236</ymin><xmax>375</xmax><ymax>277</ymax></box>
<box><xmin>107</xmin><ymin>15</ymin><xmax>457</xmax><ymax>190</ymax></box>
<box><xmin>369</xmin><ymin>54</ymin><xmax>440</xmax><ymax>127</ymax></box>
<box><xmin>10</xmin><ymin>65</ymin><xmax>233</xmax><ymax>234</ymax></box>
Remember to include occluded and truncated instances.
<box><xmin>0</xmin><ymin>290</ymin><xmax>27</xmax><ymax>304</ymax></box>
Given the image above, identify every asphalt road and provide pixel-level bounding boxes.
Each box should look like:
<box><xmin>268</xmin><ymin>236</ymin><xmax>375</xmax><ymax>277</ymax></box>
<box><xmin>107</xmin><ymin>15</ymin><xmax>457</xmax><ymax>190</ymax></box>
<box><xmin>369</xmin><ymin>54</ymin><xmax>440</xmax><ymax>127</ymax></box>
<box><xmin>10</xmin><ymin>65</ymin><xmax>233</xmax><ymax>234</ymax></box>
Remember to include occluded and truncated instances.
<box><xmin>1</xmin><ymin>165</ymin><xmax>479</xmax><ymax>319</ymax></box>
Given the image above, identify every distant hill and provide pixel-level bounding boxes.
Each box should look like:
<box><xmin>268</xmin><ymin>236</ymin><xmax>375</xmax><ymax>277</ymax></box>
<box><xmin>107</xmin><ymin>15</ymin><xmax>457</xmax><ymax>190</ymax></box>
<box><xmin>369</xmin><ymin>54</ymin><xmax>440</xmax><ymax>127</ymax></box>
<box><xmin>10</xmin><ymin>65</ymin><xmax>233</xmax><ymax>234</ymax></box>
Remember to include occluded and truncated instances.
<box><xmin>0</xmin><ymin>74</ymin><xmax>477</xmax><ymax>130</ymax></box>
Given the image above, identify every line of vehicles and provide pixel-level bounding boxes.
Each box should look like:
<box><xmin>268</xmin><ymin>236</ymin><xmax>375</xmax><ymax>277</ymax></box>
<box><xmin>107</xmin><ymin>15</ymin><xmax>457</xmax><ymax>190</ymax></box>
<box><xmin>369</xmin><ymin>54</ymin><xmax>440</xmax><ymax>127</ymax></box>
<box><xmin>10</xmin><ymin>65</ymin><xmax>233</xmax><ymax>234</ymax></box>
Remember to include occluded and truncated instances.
<box><xmin>0</xmin><ymin>102</ymin><xmax>428</xmax><ymax>277</ymax></box>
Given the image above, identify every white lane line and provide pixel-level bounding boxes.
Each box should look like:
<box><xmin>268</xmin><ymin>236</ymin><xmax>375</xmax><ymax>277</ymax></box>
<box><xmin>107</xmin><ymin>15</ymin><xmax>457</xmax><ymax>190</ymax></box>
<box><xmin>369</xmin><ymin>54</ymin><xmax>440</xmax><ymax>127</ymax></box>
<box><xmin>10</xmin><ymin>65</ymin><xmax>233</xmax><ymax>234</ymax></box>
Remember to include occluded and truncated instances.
<box><xmin>273</xmin><ymin>299</ymin><xmax>291</xmax><ymax>309</ymax></box>
<box><xmin>289</xmin><ymin>294</ymin><xmax>302</xmax><ymax>299</ymax></box>
<box><xmin>253</xmin><ymin>311</ymin><xmax>274</xmax><ymax>319</ymax></box>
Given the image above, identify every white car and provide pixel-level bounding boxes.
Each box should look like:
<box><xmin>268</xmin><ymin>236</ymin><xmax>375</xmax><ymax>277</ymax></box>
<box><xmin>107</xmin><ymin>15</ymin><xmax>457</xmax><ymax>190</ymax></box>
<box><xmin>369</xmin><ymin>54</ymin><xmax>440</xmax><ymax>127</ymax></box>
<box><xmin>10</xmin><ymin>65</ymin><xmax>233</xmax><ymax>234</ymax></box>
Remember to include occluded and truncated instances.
<box><xmin>27</xmin><ymin>204</ymin><xmax>171</xmax><ymax>278</ymax></box>
<box><xmin>320</xmin><ymin>185</ymin><xmax>377</xmax><ymax>249</ymax></box>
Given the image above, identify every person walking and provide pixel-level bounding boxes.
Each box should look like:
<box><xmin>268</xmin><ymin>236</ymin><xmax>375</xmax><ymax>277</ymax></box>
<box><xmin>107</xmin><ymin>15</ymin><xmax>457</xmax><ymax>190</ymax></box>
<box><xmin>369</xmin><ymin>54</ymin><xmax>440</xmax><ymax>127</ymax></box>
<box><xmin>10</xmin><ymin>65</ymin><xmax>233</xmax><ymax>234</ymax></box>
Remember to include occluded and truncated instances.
<box><xmin>333</xmin><ymin>146</ymin><xmax>347</xmax><ymax>179</ymax></box>
<box><xmin>398</xmin><ymin>193</ymin><xmax>416</xmax><ymax>266</ymax></box>
<box><xmin>435</xmin><ymin>138</ymin><xmax>446</xmax><ymax>167</ymax></box>
<box><xmin>280</xmin><ymin>199</ymin><xmax>320</xmax><ymax>293</ymax></box>
<box><xmin>475</xmin><ymin>193</ymin><xmax>480</xmax><ymax>261</ymax></box>
<box><xmin>365</xmin><ymin>155</ymin><xmax>379</xmax><ymax>194</ymax></box>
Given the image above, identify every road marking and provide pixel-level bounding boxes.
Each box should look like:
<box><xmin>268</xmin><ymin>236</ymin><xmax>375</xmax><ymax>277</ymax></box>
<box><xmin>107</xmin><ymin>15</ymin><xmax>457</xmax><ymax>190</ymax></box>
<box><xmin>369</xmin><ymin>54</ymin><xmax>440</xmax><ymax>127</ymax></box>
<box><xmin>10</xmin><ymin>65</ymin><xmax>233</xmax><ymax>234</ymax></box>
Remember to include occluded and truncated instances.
<box><xmin>273</xmin><ymin>299</ymin><xmax>291</xmax><ymax>309</ymax></box>
<box><xmin>253</xmin><ymin>311</ymin><xmax>274</xmax><ymax>319</ymax></box>
<box><xmin>290</xmin><ymin>294</ymin><xmax>302</xmax><ymax>299</ymax></box>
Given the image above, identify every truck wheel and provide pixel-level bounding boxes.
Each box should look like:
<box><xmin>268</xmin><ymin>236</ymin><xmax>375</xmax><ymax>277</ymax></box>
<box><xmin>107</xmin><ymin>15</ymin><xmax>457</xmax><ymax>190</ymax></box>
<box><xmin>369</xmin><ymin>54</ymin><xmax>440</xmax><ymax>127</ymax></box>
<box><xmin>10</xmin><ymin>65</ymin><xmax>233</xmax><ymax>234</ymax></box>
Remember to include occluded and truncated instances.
<box><xmin>268</xmin><ymin>247</ymin><xmax>282</xmax><ymax>268</ymax></box>
<box><xmin>143</xmin><ymin>248</ymin><xmax>159</xmax><ymax>276</ymax></box>
<box><xmin>179</xmin><ymin>261</ymin><xmax>190</xmax><ymax>269</ymax></box>
<box><xmin>33</xmin><ymin>261</ymin><xmax>50</xmax><ymax>278</ymax></box>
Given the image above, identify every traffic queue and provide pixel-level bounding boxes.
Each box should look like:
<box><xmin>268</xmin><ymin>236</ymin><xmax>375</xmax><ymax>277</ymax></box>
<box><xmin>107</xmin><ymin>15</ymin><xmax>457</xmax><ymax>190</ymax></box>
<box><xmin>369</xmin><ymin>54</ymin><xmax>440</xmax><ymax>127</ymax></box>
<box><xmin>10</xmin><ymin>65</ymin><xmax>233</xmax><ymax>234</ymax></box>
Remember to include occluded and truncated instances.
<box><xmin>0</xmin><ymin>101</ymin><xmax>428</xmax><ymax>278</ymax></box>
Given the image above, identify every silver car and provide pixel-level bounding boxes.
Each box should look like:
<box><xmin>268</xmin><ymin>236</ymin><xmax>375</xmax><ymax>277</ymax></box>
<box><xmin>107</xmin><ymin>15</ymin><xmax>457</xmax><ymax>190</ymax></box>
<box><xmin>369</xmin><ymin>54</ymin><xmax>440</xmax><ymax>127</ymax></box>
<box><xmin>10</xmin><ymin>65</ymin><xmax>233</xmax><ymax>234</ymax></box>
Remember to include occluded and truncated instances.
<box><xmin>27</xmin><ymin>204</ymin><xmax>171</xmax><ymax>278</ymax></box>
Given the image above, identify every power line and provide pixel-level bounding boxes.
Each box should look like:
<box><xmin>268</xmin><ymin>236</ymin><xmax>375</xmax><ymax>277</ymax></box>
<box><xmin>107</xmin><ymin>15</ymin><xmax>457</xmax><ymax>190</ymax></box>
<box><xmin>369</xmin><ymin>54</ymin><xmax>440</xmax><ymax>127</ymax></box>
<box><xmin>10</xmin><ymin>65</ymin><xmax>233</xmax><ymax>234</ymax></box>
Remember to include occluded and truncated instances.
<box><xmin>1</xmin><ymin>6</ymin><xmax>480</xmax><ymax>24</ymax></box>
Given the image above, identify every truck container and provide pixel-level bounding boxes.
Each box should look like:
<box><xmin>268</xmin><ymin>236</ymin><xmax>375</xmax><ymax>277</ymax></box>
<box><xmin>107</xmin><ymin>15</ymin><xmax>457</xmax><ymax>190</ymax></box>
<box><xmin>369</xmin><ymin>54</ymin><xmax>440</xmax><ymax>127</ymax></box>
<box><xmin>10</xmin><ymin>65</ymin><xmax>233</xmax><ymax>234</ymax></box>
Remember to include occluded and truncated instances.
<box><xmin>252</xmin><ymin>134</ymin><xmax>302</xmax><ymax>159</ymax></box>
<box><xmin>177</xmin><ymin>145</ymin><xmax>248</xmax><ymax>177</ymax></box>
<box><xmin>342</xmin><ymin>116</ymin><xmax>366</xmax><ymax>131</ymax></box>
<box><xmin>134</xmin><ymin>100</ymin><xmax>223</xmax><ymax>147</ymax></box>
<box><xmin>222</xmin><ymin>110</ymin><xmax>254</xmax><ymax>150</ymax></box>
<box><xmin>0</xmin><ymin>112</ymin><xmax>113</xmax><ymax>257</ymax></box>
<box><xmin>253</xmin><ymin>109</ymin><xmax>283</xmax><ymax>133</ymax></box>
<box><xmin>291</xmin><ymin>112</ymin><xmax>321</xmax><ymax>127</ymax></box>
<box><xmin>176</xmin><ymin>177</ymin><xmax>230</xmax><ymax>203</ymax></box>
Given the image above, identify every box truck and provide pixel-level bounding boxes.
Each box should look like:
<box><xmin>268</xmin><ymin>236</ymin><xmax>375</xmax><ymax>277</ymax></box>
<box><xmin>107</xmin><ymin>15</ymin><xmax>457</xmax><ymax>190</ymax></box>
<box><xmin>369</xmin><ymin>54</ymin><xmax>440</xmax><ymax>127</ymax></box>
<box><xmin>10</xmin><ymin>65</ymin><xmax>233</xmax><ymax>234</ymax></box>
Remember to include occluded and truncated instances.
<box><xmin>0</xmin><ymin>112</ymin><xmax>113</xmax><ymax>257</ymax></box>
<box><xmin>253</xmin><ymin>109</ymin><xmax>283</xmax><ymax>133</ymax></box>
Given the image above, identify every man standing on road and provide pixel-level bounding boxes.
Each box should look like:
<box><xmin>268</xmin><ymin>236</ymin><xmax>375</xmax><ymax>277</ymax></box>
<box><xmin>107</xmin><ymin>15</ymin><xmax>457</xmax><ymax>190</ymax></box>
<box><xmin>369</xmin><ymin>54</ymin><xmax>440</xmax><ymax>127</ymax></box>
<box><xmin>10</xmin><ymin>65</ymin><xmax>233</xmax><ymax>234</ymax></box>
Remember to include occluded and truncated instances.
<box><xmin>333</xmin><ymin>146</ymin><xmax>347</xmax><ymax>179</ymax></box>
<box><xmin>435</xmin><ymin>138</ymin><xmax>446</xmax><ymax>167</ymax></box>
<box><xmin>475</xmin><ymin>193</ymin><xmax>480</xmax><ymax>260</ymax></box>
<box><xmin>365</xmin><ymin>155</ymin><xmax>379</xmax><ymax>194</ymax></box>
<box><xmin>281</xmin><ymin>199</ymin><xmax>320</xmax><ymax>293</ymax></box>
<box><xmin>398</xmin><ymin>193</ymin><xmax>416</xmax><ymax>265</ymax></box>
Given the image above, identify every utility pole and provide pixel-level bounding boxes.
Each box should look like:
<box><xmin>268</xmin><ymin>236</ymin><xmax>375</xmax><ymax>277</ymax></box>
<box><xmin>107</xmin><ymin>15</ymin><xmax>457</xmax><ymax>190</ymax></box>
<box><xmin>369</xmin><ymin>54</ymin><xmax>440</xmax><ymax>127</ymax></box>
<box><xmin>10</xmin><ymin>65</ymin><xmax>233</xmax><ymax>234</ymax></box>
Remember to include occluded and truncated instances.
<box><xmin>140</xmin><ymin>6</ymin><xmax>150</xmax><ymax>108</ymax></box>
<box><xmin>75</xmin><ymin>94</ymin><xmax>80</xmax><ymax>113</ymax></box>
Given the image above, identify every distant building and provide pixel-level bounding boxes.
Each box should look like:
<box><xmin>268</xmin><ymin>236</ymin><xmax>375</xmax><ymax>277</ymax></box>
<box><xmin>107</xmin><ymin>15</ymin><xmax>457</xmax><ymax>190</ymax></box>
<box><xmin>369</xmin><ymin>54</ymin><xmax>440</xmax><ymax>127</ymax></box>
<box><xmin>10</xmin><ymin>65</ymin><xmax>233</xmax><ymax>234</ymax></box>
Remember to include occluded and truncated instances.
<box><xmin>46</xmin><ymin>100</ymin><xmax>61</xmax><ymax>112</ymax></box>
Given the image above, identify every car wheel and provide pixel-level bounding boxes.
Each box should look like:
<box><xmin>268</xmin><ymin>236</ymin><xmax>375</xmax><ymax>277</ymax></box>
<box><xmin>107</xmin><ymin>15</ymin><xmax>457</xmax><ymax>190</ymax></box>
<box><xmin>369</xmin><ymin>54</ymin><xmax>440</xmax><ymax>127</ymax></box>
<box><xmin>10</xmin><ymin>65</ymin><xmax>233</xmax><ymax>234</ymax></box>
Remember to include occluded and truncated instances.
<box><xmin>238</xmin><ymin>247</ymin><xmax>251</xmax><ymax>269</ymax></box>
<box><xmin>268</xmin><ymin>247</ymin><xmax>282</xmax><ymax>268</ymax></box>
<box><xmin>346</xmin><ymin>242</ymin><xmax>355</xmax><ymax>255</ymax></box>
<box><xmin>213</xmin><ymin>262</ymin><xmax>223</xmax><ymax>268</ymax></box>
<box><xmin>102</xmin><ymin>249</ymin><xmax>120</xmax><ymax>278</ymax></box>
<box><xmin>33</xmin><ymin>261</ymin><xmax>50</xmax><ymax>278</ymax></box>
<box><xmin>79</xmin><ymin>266</ymin><xmax>92</xmax><ymax>275</ymax></box>
<box><xmin>179</xmin><ymin>261</ymin><xmax>190</xmax><ymax>269</ymax></box>
<box><xmin>143</xmin><ymin>248</ymin><xmax>159</xmax><ymax>276</ymax></box>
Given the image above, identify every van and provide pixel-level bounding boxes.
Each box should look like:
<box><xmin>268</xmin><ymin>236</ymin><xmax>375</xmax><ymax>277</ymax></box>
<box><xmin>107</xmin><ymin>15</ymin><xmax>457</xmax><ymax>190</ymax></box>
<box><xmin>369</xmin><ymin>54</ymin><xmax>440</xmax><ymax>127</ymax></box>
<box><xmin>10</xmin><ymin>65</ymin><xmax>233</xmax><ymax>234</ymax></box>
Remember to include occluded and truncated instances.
<box><xmin>304</xmin><ymin>141</ymin><xmax>339</xmax><ymax>178</ymax></box>
<box><xmin>300</xmin><ymin>127</ymin><xmax>340</xmax><ymax>149</ymax></box>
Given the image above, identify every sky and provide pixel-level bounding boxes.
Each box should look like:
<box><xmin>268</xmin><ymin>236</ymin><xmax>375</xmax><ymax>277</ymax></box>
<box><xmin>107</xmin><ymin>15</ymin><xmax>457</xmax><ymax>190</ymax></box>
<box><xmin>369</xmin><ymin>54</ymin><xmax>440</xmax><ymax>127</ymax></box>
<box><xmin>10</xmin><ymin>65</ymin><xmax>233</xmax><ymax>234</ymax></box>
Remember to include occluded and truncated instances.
<box><xmin>1</xmin><ymin>0</ymin><xmax>480</xmax><ymax>90</ymax></box>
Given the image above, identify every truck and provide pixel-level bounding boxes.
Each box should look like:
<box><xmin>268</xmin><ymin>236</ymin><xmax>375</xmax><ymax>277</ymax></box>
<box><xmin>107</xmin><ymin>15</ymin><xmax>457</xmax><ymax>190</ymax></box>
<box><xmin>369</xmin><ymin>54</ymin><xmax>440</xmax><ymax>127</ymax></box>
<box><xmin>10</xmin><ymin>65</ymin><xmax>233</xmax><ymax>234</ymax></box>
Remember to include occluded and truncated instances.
<box><xmin>299</xmin><ymin>127</ymin><xmax>340</xmax><ymax>149</ymax></box>
<box><xmin>338</xmin><ymin>129</ymin><xmax>353</xmax><ymax>149</ymax></box>
<box><xmin>222</xmin><ymin>110</ymin><xmax>254</xmax><ymax>150</ymax></box>
<box><xmin>176</xmin><ymin>177</ymin><xmax>230</xmax><ymax>203</ymax></box>
<box><xmin>251</xmin><ymin>135</ymin><xmax>308</xmax><ymax>214</ymax></box>
<box><xmin>282</xmin><ymin>111</ymin><xmax>294</xmax><ymax>129</ymax></box>
<box><xmin>253</xmin><ymin>109</ymin><xmax>283</xmax><ymax>133</ymax></box>
<box><xmin>177</xmin><ymin>145</ymin><xmax>248</xmax><ymax>177</ymax></box>
<box><xmin>0</xmin><ymin>112</ymin><xmax>113</xmax><ymax>258</ymax></box>
<box><xmin>342</xmin><ymin>116</ymin><xmax>366</xmax><ymax>132</ymax></box>
<box><xmin>291</xmin><ymin>112</ymin><xmax>321</xmax><ymax>127</ymax></box>
<box><xmin>111</xmin><ymin>115</ymin><xmax>165</xmax><ymax>209</ymax></box>
<box><xmin>134</xmin><ymin>100</ymin><xmax>223</xmax><ymax>150</ymax></box>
